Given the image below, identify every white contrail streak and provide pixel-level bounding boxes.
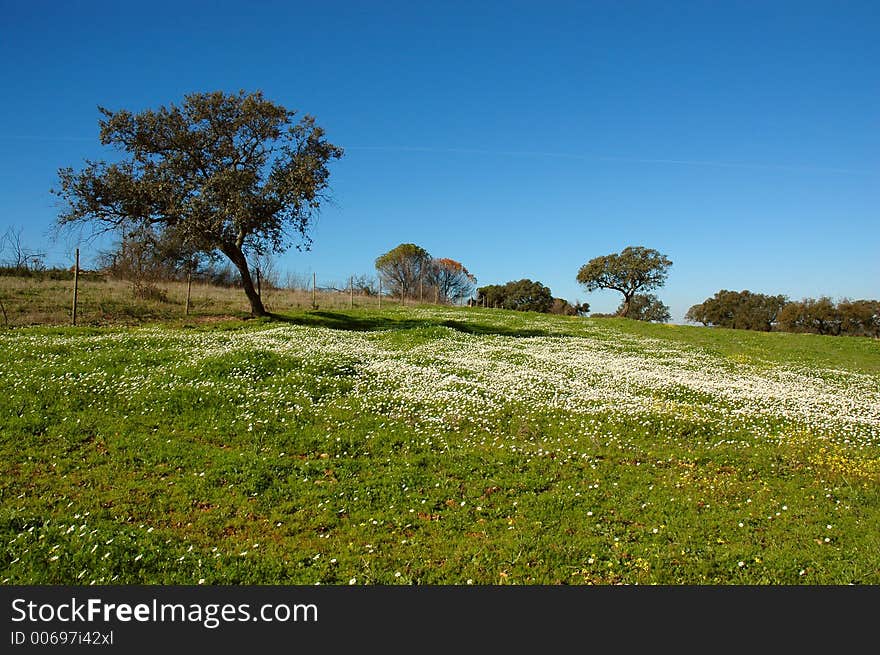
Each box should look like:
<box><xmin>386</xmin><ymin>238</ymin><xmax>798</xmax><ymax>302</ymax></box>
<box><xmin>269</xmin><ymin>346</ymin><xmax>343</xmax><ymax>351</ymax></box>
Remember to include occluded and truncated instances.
<box><xmin>0</xmin><ymin>135</ymin><xmax>95</xmax><ymax>142</ymax></box>
<box><xmin>2</xmin><ymin>136</ymin><xmax>872</xmax><ymax>175</ymax></box>
<box><xmin>346</xmin><ymin>145</ymin><xmax>876</xmax><ymax>176</ymax></box>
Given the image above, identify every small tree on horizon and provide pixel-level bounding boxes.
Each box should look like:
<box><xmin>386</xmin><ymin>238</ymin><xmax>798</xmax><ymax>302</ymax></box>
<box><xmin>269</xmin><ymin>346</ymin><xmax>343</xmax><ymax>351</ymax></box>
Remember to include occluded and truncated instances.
<box><xmin>576</xmin><ymin>246</ymin><xmax>672</xmax><ymax>318</ymax></box>
<box><xmin>476</xmin><ymin>279</ymin><xmax>554</xmax><ymax>312</ymax></box>
<box><xmin>375</xmin><ymin>243</ymin><xmax>432</xmax><ymax>300</ymax></box>
<box><xmin>1</xmin><ymin>226</ymin><xmax>45</xmax><ymax>273</ymax></box>
<box><xmin>550</xmin><ymin>298</ymin><xmax>590</xmax><ymax>316</ymax></box>
<box><xmin>432</xmin><ymin>258</ymin><xmax>477</xmax><ymax>304</ymax></box>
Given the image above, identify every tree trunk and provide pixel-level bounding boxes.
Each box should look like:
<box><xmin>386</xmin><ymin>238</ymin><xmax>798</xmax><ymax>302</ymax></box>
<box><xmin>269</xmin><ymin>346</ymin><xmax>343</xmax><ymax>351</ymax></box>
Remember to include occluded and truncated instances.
<box><xmin>619</xmin><ymin>294</ymin><xmax>633</xmax><ymax>318</ymax></box>
<box><xmin>222</xmin><ymin>245</ymin><xmax>267</xmax><ymax>316</ymax></box>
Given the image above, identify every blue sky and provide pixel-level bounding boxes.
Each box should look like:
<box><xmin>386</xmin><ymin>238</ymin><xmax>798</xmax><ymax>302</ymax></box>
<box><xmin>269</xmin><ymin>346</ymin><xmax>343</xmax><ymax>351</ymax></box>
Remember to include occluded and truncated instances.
<box><xmin>1</xmin><ymin>0</ymin><xmax>877</xmax><ymax>321</ymax></box>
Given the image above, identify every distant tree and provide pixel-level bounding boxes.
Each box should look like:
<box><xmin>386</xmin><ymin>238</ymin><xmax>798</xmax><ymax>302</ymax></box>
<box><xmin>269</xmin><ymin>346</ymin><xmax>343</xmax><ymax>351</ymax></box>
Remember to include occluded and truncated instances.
<box><xmin>98</xmin><ymin>223</ymin><xmax>220</xmax><ymax>299</ymax></box>
<box><xmin>619</xmin><ymin>293</ymin><xmax>671</xmax><ymax>322</ymax></box>
<box><xmin>773</xmin><ymin>297</ymin><xmax>880</xmax><ymax>337</ymax></box>
<box><xmin>576</xmin><ymin>246</ymin><xmax>672</xmax><ymax>318</ymax></box>
<box><xmin>282</xmin><ymin>271</ymin><xmax>311</xmax><ymax>291</ymax></box>
<box><xmin>684</xmin><ymin>302</ymin><xmax>709</xmax><ymax>326</ymax></box>
<box><xmin>685</xmin><ymin>290</ymin><xmax>787</xmax><ymax>331</ymax></box>
<box><xmin>375</xmin><ymin>243</ymin><xmax>432</xmax><ymax>300</ymax></box>
<box><xmin>777</xmin><ymin>297</ymin><xmax>842</xmax><ymax>335</ymax></box>
<box><xmin>550</xmin><ymin>298</ymin><xmax>590</xmax><ymax>316</ymax></box>
<box><xmin>347</xmin><ymin>273</ymin><xmax>378</xmax><ymax>296</ymax></box>
<box><xmin>206</xmin><ymin>263</ymin><xmax>242</xmax><ymax>288</ymax></box>
<box><xmin>249</xmin><ymin>251</ymin><xmax>280</xmax><ymax>290</ymax></box>
<box><xmin>51</xmin><ymin>89</ymin><xmax>343</xmax><ymax>316</ymax></box>
<box><xmin>505</xmin><ymin>279</ymin><xmax>554</xmax><ymax>312</ymax></box>
<box><xmin>1</xmin><ymin>226</ymin><xmax>45</xmax><ymax>273</ymax></box>
<box><xmin>431</xmin><ymin>258</ymin><xmax>477</xmax><ymax>304</ymax></box>
<box><xmin>476</xmin><ymin>279</ymin><xmax>554</xmax><ymax>313</ymax></box>
<box><xmin>838</xmin><ymin>299</ymin><xmax>880</xmax><ymax>337</ymax></box>
<box><xmin>476</xmin><ymin>284</ymin><xmax>504</xmax><ymax>308</ymax></box>
<box><xmin>97</xmin><ymin>226</ymin><xmax>166</xmax><ymax>297</ymax></box>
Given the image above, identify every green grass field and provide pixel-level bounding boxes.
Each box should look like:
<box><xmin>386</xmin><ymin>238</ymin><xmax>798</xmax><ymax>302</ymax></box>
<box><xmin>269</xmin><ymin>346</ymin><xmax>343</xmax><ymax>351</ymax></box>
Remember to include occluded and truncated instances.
<box><xmin>2</xmin><ymin>305</ymin><xmax>878</xmax><ymax>584</ymax></box>
<box><xmin>0</xmin><ymin>274</ymin><xmax>384</xmax><ymax>327</ymax></box>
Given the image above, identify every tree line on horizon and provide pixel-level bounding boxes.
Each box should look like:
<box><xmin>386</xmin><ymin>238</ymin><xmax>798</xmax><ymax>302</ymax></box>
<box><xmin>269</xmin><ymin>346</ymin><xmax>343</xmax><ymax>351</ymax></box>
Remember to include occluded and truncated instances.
<box><xmin>29</xmin><ymin>88</ymin><xmax>877</xmax><ymax>337</ymax></box>
<box><xmin>686</xmin><ymin>290</ymin><xmax>880</xmax><ymax>337</ymax></box>
<box><xmin>465</xmin><ymin>246</ymin><xmax>673</xmax><ymax>321</ymax></box>
<box><xmin>372</xmin><ymin>244</ymin><xmax>589</xmax><ymax>315</ymax></box>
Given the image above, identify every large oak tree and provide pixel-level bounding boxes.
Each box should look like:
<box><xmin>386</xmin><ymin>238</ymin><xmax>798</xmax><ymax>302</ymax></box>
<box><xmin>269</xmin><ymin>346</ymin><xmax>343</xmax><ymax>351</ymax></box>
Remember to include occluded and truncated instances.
<box><xmin>52</xmin><ymin>90</ymin><xmax>343</xmax><ymax>316</ymax></box>
<box><xmin>576</xmin><ymin>246</ymin><xmax>672</xmax><ymax>318</ymax></box>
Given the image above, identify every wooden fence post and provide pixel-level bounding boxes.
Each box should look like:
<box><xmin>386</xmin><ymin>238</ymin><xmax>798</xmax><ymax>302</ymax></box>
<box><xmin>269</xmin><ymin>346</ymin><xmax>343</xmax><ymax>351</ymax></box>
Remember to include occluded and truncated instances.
<box><xmin>72</xmin><ymin>248</ymin><xmax>79</xmax><ymax>326</ymax></box>
<box><xmin>185</xmin><ymin>270</ymin><xmax>192</xmax><ymax>316</ymax></box>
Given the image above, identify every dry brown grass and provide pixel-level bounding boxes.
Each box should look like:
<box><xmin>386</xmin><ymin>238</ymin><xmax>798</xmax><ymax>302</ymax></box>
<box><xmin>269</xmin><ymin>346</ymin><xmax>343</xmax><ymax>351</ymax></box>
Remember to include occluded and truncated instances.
<box><xmin>0</xmin><ymin>275</ymin><xmax>395</xmax><ymax>327</ymax></box>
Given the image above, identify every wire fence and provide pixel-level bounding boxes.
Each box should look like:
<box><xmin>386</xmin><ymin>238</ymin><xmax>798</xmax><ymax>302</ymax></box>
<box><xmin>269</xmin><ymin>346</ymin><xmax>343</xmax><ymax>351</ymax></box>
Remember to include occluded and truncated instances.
<box><xmin>0</xmin><ymin>262</ymin><xmax>462</xmax><ymax>328</ymax></box>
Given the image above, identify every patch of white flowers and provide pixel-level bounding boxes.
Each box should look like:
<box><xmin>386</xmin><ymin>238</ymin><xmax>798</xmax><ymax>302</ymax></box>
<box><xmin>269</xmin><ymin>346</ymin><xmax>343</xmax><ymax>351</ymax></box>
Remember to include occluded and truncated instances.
<box><xmin>2</xmin><ymin>313</ymin><xmax>876</xmax><ymax>453</ymax></box>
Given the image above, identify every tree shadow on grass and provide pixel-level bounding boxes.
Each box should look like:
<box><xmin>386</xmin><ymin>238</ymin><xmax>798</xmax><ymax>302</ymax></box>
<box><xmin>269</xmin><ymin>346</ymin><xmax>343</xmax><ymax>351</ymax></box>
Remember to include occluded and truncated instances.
<box><xmin>267</xmin><ymin>311</ymin><xmax>549</xmax><ymax>338</ymax></box>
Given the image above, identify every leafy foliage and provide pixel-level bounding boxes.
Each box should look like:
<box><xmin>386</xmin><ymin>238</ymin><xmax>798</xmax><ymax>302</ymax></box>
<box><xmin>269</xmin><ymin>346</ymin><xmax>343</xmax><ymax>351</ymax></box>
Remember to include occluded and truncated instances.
<box><xmin>550</xmin><ymin>298</ymin><xmax>590</xmax><ymax>316</ymax></box>
<box><xmin>685</xmin><ymin>290</ymin><xmax>787</xmax><ymax>331</ymax></box>
<box><xmin>777</xmin><ymin>297</ymin><xmax>880</xmax><ymax>337</ymax></box>
<box><xmin>837</xmin><ymin>299</ymin><xmax>880</xmax><ymax>337</ymax></box>
<box><xmin>618</xmin><ymin>293</ymin><xmax>671</xmax><ymax>323</ymax></box>
<box><xmin>375</xmin><ymin>246</ymin><xmax>477</xmax><ymax>305</ymax></box>
<box><xmin>432</xmin><ymin>258</ymin><xmax>477</xmax><ymax>304</ymax></box>
<box><xmin>477</xmin><ymin>279</ymin><xmax>554</xmax><ymax>313</ymax></box>
<box><xmin>576</xmin><ymin>246</ymin><xmax>672</xmax><ymax>317</ymax></box>
<box><xmin>375</xmin><ymin>243</ymin><xmax>432</xmax><ymax>299</ymax></box>
<box><xmin>52</xmin><ymin>90</ymin><xmax>343</xmax><ymax>316</ymax></box>
<box><xmin>687</xmin><ymin>291</ymin><xmax>879</xmax><ymax>337</ymax></box>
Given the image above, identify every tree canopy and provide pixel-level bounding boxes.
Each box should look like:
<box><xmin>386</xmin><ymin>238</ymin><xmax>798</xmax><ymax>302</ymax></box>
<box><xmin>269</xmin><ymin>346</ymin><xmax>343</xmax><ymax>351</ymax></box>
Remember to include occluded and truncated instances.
<box><xmin>685</xmin><ymin>290</ymin><xmax>787</xmax><ymax>331</ymax></box>
<box><xmin>52</xmin><ymin>89</ymin><xmax>343</xmax><ymax>316</ymax></box>
<box><xmin>432</xmin><ymin>258</ymin><xmax>477</xmax><ymax>303</ymax></box>
<box><xmin>776</xmin><ymin>296</ymin><xmax>880</xmax><ymax>337</ymax></box>
<box><xmin>477</xmin><ymin>279</ymin><xmax>554</xmax><ymax>313</ymax></box>
<box><xmin>576</xmin><ymin>246</ymin><xmax>672</xmax><ymax>318</ymax></box>
<box><xmin>375</xmin><ymin>245</ymin><xmax>477</xmax><ymax>304</ymax></box>
<box><xmin>618</xmin><ymin>293</ymin><xmax>671</xmax><ymax>323</ymax></box>
<box><xmin>550</xmin><ymin>297</ymin><xmax>590</xmax><ymax>316</ymax></box>
<box><xmin>685</xmin><ymin>291</ymin><xmax>878</xmax><ymax>337</ymax></box>
<box><xmin>375</xmin><ymin>243</ymin><xmax>432</xmax><ymax>300</ymax></box>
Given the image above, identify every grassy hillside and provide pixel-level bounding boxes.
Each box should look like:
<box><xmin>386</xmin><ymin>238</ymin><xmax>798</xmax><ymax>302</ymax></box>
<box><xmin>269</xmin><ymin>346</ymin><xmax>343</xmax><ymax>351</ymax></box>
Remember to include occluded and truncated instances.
<box><xmin>0</xmin><ymin>274</ymin><xmax>384</xmax><ymax>327</ymax></box>
<box><xmin>2</xmin><ymin>306</ymin><xmax>878</xmax><ymax>584</ymax></box>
